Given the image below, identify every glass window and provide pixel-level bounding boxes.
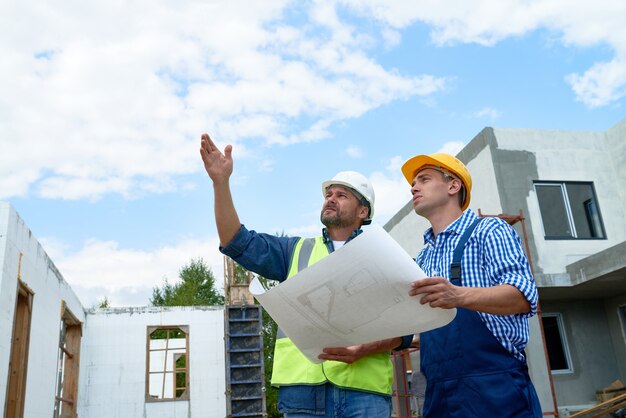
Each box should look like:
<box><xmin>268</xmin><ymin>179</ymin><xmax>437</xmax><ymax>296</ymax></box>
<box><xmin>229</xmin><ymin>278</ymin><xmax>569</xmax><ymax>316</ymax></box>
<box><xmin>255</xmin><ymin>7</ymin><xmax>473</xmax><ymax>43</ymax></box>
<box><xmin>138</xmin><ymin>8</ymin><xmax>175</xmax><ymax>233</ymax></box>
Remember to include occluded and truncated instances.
<box><xmin>535</xmin><ymin>182</ymin><xmax>605</xmax><ymax>239</ymax></box>
<box><xmin>541</xmin><ymin>314</ymin><xmax>573</xmax><ymax>374</ymax></box>
<box><xmin>146</xmin><ymin>326</ymin><xmax>189</xmax><ymax>401</ymax></box>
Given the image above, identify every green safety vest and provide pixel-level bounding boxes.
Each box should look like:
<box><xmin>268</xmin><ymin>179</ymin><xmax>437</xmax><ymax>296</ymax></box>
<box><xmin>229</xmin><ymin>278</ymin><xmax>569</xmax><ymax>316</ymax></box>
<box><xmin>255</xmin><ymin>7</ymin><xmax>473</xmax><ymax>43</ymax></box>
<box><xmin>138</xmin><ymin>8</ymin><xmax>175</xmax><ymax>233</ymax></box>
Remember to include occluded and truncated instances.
<box><xmin>270</xmin><ymin>236</ymin><xmax>394</xmax><ymax>395</ymax></box>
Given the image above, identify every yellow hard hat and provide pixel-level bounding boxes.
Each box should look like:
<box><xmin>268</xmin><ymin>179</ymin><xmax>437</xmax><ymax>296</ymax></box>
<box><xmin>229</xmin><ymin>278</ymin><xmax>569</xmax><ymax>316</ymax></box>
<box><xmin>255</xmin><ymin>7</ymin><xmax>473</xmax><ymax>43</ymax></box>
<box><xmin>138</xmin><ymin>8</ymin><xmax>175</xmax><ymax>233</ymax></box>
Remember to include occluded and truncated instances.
<box><xmin>401</xmin><ymin>153</ymin><xmax>472</xmax><ymax>210</ymax></box>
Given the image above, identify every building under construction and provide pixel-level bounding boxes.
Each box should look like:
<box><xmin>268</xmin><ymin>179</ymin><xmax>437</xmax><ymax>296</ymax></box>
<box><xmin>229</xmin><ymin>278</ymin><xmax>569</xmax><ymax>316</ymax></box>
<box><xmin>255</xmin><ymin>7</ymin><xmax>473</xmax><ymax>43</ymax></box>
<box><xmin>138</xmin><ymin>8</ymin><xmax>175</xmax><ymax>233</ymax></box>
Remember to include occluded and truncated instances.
<box><xmin>386</xmin><ymin>116</ymin><xmax>626</xmax><ymax>416</ymax></box>
<box><xmin>2</xmin><ymin>116</ymin><xmax>626</xmax><ymax>417</ymax></box>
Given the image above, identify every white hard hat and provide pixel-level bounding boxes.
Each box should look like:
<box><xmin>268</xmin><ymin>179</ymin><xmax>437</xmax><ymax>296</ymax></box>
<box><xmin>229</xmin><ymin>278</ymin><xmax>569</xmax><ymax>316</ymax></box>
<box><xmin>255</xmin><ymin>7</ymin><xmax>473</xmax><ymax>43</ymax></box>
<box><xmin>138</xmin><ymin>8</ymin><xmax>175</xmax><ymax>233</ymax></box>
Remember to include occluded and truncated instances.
<box><xmin>322</xmin><ymin>171</ymin><xmax>375</xmax><ymax>223</ymax></box>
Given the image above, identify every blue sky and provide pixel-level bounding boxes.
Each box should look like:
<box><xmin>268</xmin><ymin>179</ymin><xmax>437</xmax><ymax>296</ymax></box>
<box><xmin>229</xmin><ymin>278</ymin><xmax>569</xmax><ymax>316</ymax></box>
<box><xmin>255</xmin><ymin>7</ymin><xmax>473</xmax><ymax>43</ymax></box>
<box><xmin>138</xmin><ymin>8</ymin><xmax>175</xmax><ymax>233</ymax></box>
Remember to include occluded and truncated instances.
<box><xmin>2</xmin><ymin>0</ymin><xmax>625</xmax><ymax>307</ymax></box>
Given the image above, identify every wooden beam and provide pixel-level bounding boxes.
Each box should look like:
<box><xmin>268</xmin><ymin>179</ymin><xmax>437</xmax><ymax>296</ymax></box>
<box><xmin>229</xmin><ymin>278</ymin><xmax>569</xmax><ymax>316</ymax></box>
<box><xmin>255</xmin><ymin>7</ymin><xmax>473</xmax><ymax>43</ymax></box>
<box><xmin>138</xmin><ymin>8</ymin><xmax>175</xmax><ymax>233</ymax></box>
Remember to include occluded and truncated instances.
<box><xmin>568</xmin><ymin>392</ymin><xmax>626</xmax><ymax>418</ymax></box>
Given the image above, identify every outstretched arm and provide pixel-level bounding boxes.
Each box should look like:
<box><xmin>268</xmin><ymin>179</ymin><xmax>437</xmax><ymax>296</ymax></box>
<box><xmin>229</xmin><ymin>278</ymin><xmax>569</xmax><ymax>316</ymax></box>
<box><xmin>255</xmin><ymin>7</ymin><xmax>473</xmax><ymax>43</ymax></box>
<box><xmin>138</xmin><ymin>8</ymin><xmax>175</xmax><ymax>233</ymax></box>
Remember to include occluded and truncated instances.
<box><xmin>199</xmin><ymin>133</ymin><xmax>241</xmax><ymax>246</ymax></box>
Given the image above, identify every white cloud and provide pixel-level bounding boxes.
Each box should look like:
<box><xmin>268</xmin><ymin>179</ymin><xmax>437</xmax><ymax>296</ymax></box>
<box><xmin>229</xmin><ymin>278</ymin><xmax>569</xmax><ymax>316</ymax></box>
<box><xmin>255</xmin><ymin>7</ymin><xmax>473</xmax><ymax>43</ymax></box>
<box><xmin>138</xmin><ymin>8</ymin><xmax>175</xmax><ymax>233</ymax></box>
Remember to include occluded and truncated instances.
<box><xmin>381</xmin><ymin>28</ymin><xmax>402</xmax><ymax>48</ymax></box>
<box><xmin>340</xmin><ymin>0</ymin><xmax>626</xmax><ymax>107</ymax></box>
<box><xmin>41</xmin><ymin>236</ymin><xmax>225</xmax><ymax>307</ymax></box>
<box><xmin>345</xmin><ymin>145</ymin><xmax>364</xmax><ymax>158</ymax></box>
<box><xmin>284</xmin><ymin>223</ymin><xmax>323</xmax><ymax>237</ymax></box>
<box><xmin>386</xmin><ymin>155</ymin><xmax>406</xmax><ymax>172</ymax></box>
<box><xmin>566</xmin><ymin>58</ymin><xmax>626</xmax><ymax>108</ymax></box>
<box><xmin>0</xmin><ymin>0</ymin><xmax>445</xmax><ymax>201</ymax></box>
<box><xmin>473</xmin><ymin>107</ymin><xmax>501</xmax><ymax>120</ymax></box>
<box><xmin>273</xmin><ymin>159</ymin><xmax>410</xmax><ymax>235</ymax></box>
<box><xmin>366</xmin><ymin>156</ymin><xmax>413</xmax><ymax>224</ymax></box>
<box><xmin>437</xmin><ymin>141</ymin><xmax>466</xmax><ymax>156</ymax></box>
<box><xmin>370</xmin><ymin>171</ymin><xmax>411</xmax><ymax>224</ymax></box>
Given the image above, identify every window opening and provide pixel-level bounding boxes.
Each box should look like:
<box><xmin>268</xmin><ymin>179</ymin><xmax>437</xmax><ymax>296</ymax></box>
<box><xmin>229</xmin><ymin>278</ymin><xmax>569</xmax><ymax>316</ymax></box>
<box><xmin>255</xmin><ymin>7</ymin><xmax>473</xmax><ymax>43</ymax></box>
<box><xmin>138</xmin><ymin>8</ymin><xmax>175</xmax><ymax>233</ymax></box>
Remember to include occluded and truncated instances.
<box><xmin>146</xmin><ymin>326</ymin><xmax>189</xmax><ymax>401</ymax></box>
<box><xmin>535</xmin><ymin>181</ymin><xmax>605</xmax><ymax>239</ymax></box>
<box><xmin>541</xmin><ymin>313</ymin><xmax>573</xmax><ymax>374</ymax></box>
<box><xmin>53</xmin><ymin>302</ymin><xmax>82</xmax><ymax>418</ymax></box>
<box><xmin>5</xmin><ymin>279</ymin><xmax>34</xmax><ymax>418</ymax></box>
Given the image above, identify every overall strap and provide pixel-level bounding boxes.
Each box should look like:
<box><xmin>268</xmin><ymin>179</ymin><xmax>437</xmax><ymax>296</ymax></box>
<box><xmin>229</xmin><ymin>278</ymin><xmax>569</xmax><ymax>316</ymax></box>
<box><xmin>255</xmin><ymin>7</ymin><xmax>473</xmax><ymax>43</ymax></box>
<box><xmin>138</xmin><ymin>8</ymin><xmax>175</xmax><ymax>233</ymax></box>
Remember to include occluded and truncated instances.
<box><xmin>450</xmin><ymin>217</ymin><xmax>482</xmax><ymax>282</ymax></box>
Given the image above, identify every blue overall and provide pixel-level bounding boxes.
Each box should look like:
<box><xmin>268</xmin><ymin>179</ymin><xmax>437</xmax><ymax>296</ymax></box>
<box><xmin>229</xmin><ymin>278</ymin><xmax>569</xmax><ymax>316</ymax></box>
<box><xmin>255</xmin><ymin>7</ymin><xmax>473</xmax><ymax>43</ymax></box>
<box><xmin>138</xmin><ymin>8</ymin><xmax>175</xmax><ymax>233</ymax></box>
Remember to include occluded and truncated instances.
<box><xmin>420</xmin><ymin>219</ymin><xmax>542</xmax><ymax>417</ymax></box>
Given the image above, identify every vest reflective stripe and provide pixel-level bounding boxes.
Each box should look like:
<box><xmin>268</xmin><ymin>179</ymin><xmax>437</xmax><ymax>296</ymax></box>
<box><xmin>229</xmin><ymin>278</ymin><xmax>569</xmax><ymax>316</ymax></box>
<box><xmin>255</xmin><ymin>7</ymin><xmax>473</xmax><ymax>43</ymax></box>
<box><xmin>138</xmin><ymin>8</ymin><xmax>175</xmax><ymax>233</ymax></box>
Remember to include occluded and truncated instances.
<box><xmin>270</xmin><ymin>237</ymin><xmax>394</xmax><ymax>395</ymax></box>
<box><xmin>297</xmin><ymin>238</ymin><xmax>316</xmax><ymax>272</ymax></box>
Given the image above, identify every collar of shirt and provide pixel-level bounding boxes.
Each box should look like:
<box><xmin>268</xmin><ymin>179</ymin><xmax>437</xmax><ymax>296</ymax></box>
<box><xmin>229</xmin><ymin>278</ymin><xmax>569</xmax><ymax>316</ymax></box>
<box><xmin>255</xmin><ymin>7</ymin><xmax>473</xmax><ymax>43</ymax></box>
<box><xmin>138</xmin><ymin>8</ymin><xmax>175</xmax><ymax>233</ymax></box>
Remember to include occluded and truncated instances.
<box><xmin>322</xmin><ymin>227</ymin><xmax>362</xmax><ymax>252</ymax></box>
<box><xmin>422</xmin><ymin>210</ymin><xmax>478</xmax><ymax>246</ymax></box>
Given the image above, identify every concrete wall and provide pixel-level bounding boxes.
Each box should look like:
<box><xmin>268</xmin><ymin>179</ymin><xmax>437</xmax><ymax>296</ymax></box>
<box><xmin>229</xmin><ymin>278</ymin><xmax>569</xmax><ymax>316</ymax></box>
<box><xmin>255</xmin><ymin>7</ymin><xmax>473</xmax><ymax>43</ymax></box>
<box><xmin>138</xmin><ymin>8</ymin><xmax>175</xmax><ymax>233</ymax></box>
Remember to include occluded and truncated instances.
<box><xmin>384</xmin><ymin>202</ymin><xmax>423</xmax><ymax>259</ymax></box>
<box><xmin>78</xmin><ymin>306</ymin><xmax>226</xmax><ymax>418</ymax></box>
<box><xmin>526</xmin><ymin>315</ymin><xmax>557</xmax><ymax>412</ymax></box>
<box><xmin>490</xmin><ymin>126</ymin><xmax>626</xmax><ymax>284</ymax></box>
<box><xmin>606</xmin><ymin>118</ymin><xmax>626</xmax><ymax>212</ymax></box>
<box><xmin>605</xmin><ymin>294</ymin><xmax>626</xmax><ymax>383</ymax></box>
<box><xmin>540</xmin><ymin>299</ymin><xmax>619</xmax><ymax>406</ymax></box>
<box><xmin>1</xmin><ymin>202</ymin><xmax>228</xmax><ymax>417</ymax></box>
<box><xmin>0</xmin><ymin>202</ymin><xmax>86</xmax><ymax>418</ymax></box>
<box><xmin>490</xmin><ymin>122</ymin><xmax>626</xmax><ymax>408</ymax></box>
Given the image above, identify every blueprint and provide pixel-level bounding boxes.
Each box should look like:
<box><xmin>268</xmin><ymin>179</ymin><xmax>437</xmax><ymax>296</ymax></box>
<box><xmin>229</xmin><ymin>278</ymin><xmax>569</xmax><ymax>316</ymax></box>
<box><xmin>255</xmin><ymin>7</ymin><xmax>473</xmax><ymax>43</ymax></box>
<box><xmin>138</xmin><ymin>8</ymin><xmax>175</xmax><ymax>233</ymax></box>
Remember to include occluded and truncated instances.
<box><xmin>249</xmin><ymin>224</ymin><xmax>456</xmax><ymax>363</ymax></box>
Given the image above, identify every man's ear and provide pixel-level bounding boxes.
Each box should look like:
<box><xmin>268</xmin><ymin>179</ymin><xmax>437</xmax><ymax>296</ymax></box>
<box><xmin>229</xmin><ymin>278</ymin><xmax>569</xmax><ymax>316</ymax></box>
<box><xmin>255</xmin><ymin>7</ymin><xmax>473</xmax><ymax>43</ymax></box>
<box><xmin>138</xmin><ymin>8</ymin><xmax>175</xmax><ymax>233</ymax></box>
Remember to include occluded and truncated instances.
<box><xmin>358</xmin><ymin>205</ymin><xmax>369</xmax><ymax>220</ymax></box>
<box><xmin>448</xmin><ymin>178</ymin><xmax>462</xmax><ymax>195</ymax></box>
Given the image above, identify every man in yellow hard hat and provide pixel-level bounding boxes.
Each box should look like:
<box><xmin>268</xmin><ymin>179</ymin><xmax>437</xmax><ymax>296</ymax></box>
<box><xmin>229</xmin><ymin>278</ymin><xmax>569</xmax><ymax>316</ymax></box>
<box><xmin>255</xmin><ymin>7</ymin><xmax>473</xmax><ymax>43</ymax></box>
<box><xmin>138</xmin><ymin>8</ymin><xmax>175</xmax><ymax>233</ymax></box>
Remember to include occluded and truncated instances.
<box><xmin>200</xmin><ymin>133</ymin><xmax>412</xmax><ymax>418</ymax></box>
<box><xmin>402</xmin><ymin>153</ymin><xmax>542</xmax><ymax>417</ymax></box>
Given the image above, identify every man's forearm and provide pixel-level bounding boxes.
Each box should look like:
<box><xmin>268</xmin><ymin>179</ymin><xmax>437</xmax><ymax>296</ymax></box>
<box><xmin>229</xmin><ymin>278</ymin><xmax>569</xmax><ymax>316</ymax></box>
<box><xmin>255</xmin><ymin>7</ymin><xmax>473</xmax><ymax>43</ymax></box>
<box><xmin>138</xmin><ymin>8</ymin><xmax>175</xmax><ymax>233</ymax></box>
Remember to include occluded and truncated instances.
<box><xmin>358</xmin><ymin>337</ymin><xmax>404</xmax><ymax>356</ymax></box>
<box><xmin>213</xmin><ymin>181</ymin><xmax>242</xmax><ymax>246</ymax></box>
<box><xmin>318</xmin><ymin>336</ymin><xmax>404</xmax><ymax>364</ymax></box>
<box><xmin>461</xmin><ymin>284</ymin><xmax>530</xmax><ymax>315</ymax></box>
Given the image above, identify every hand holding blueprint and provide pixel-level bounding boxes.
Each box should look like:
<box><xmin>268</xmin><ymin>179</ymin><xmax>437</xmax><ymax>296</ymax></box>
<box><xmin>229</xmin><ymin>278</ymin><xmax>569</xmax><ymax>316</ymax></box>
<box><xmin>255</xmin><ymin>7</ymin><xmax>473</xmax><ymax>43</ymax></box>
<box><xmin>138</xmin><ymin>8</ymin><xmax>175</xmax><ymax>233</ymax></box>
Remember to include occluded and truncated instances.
<box><xmin>249</xmin><ymin>224</ymin><xmax>456</xmax><ymax>363</ymax></box>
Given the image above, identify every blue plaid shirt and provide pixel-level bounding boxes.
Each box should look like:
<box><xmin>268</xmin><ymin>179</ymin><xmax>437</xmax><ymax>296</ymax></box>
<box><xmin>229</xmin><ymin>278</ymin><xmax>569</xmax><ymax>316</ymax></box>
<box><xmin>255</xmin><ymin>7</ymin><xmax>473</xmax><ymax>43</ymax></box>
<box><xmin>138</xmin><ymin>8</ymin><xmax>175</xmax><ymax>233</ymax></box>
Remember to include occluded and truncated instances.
<box><xmin>415</xmin><ymin>210</ymin><xmax>538</xmax><ymax>362</ymax></box>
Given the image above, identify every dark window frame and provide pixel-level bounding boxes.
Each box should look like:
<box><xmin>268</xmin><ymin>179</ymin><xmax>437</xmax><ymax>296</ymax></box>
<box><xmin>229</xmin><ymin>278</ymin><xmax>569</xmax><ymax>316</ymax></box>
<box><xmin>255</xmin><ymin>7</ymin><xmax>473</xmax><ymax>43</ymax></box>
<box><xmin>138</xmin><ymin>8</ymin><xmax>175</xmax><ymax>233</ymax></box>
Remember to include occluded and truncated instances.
<box><xmin>541</xmin><ymin>313</ymin><xmax>574</xmax><ymax>374</ymax></box>
<box><xmin>534</xmin><ymin>180</ymin><xmax>606</xmax><ymax>240</ymax></box>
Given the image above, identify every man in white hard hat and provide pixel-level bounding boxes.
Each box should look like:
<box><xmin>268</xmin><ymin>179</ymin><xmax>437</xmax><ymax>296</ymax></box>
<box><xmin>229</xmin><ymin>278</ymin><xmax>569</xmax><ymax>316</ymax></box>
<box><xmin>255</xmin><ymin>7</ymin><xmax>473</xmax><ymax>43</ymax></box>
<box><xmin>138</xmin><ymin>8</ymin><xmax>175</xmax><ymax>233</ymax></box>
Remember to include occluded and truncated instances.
<box><xmin>402</xmin><ymin>153</ymin><xmax>542</xmax><ymax>417</ymax></box>
<box><xmin>200</xmin><ymin>133</ymin><xmax>411</xmax><ymax>418</ymax></box>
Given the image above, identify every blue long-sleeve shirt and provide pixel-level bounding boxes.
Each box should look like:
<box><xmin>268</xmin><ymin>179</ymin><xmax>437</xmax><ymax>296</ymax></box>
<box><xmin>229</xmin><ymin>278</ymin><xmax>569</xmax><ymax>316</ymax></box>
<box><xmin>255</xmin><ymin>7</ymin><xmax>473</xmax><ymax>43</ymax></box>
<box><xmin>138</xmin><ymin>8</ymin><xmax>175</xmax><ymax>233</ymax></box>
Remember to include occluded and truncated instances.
<box><xmin>416</xmin><ymin>210</ymin><xmax>538</xmax><ymax>362</ymax></box>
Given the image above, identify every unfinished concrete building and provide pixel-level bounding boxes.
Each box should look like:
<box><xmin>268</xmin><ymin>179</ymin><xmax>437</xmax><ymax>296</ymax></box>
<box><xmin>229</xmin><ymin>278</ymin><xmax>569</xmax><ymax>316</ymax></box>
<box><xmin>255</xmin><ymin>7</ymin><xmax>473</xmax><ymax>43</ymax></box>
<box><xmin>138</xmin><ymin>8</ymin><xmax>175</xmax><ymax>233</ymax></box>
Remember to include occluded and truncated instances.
<box><xmin>0</xmin><ymin>202</ymin><xmax>227</xmax><ymax>418</ymax></box>
<box><xmin>3</xmin><ymin>116</ymin><xmax>626</xmax><ymax>417</ymax></box>
<box><xmin>385</xmin><ymin>117</ymin><xmax>626</xmax><ymax>416</ymax></box>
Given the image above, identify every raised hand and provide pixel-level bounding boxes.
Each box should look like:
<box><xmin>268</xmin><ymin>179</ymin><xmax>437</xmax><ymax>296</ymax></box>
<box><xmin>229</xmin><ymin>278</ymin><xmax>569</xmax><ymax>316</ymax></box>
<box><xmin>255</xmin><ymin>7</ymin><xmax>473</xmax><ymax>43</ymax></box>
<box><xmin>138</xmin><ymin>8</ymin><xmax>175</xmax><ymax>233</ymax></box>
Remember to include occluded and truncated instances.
<box><xmin>199</xmin><ymin>133</ymin><xmax>233</xmax><ymax>184</ymax></box>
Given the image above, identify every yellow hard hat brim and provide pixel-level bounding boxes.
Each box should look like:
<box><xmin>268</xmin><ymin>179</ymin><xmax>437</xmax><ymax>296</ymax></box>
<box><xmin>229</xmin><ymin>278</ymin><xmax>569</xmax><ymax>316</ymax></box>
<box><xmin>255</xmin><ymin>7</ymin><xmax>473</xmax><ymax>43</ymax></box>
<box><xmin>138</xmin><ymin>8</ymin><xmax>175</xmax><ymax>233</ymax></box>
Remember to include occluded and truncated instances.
<box><xmin>401</xmin><ymin>154</ymin><xmax>471</xmax><ymax>211</ymax></box>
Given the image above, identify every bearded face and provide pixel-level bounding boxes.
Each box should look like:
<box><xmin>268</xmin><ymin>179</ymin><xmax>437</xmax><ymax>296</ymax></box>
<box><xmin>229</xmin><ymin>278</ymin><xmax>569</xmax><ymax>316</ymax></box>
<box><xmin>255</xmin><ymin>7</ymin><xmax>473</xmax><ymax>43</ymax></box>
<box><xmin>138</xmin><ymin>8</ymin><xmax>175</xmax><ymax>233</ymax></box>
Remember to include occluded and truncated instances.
<box><xmin>320</xmin><ymin>185</ymin><xmax>367</xmax><ymax>229</ymax></box>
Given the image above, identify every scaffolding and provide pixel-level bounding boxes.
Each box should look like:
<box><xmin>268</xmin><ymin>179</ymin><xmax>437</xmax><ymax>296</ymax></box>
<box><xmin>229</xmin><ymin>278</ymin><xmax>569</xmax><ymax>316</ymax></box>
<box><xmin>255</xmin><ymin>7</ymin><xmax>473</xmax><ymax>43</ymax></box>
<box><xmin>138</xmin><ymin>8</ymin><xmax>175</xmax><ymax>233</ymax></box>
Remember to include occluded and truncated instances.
<box><xmin>223</xmin><ymin>256</ymin><xmax>267</xmax><ymax>418</ymax></box>
<box><xmin>477</xmin><ymin>209</ymin><xmax>560</xmax><ymax>418</ymax></box>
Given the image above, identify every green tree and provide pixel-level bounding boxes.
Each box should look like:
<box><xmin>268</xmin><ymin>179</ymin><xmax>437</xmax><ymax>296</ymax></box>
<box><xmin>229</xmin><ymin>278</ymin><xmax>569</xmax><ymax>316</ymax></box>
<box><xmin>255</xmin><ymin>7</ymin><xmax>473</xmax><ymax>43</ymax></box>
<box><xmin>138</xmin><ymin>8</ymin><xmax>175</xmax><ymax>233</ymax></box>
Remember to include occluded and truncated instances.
<box><xmin>150</xmin><ymin>258</ymin><xmax>225</xmax><ymax>306</ymax></box>
<box><xmin>90</xmin><ymin>296</ymin><xmax>110</xmax><ymax>310</ymax></box>
<box><xmin>261</xmin><ymin>306</ymin><xmax>280</xmax><ymax>417</ymax></box>
<box><xmin>97</xmin><ymin>296</ymin><xmax>110</xmax><ymax>308</ymax></box>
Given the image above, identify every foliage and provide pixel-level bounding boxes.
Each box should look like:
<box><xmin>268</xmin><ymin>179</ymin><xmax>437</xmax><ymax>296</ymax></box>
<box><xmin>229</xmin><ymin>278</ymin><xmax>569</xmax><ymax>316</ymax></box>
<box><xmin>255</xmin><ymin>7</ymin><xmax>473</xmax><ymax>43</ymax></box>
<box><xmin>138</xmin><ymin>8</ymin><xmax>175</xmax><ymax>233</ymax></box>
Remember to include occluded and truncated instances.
<box><xmin>262</xmin><ymin>306</ymin><xmax>280</xmax><ymax>417</ymax></box>
<box><xmin>151</xmin><ymin>257</ymin><xmax>280</xmax><ymax>414</ymax></box>
<box><xmin>90</xmin><ymin>296</ymin><xmax>110</xmax><ymax>309</ymax></box>
<box><xmin>150</xmin><ymin>257</ymin><xmax>225</xmax><ymax>306</ymax></box>
<box><xmin>231</xmin><ymin>259</ymin><xmax>251</xmax><ymax>284</ymax></box>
